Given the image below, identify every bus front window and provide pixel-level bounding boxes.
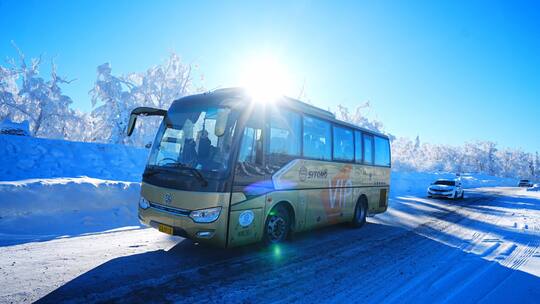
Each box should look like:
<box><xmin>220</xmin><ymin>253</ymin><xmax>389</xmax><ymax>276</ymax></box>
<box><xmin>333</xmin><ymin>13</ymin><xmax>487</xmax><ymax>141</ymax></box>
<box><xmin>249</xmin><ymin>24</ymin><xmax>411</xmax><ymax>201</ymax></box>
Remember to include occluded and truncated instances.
<box><xmin>147</xmin><ymin>107</ymin><xmax>237</xmax><ymax>175</ymax></box>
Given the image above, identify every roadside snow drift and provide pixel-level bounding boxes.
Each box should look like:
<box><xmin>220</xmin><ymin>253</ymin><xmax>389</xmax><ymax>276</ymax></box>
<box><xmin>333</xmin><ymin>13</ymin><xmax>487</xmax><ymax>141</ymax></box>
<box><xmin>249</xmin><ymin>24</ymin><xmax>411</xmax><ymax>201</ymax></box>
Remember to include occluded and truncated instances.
<box><xmin>0</xmin><ymin>134</ymin><xmax>147</xmax><ymax>182</ymax></box>
<box><xmin>0</xmin><ymin>178</ymin><xmax>140</xmax><ymax>245</ymax></box>
<box><xmin>0</xmin><ymin>135</ymin><xmax>147</xmax><ymax>245</ymax></box>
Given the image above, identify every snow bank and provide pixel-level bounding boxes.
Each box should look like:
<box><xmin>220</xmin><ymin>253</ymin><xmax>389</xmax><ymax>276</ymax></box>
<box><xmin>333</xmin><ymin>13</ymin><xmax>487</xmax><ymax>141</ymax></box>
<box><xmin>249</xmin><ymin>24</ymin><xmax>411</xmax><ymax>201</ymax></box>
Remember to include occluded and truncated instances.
<box><xmin>0</xmin><ymin>177</ymin><xmax>141</xmax><ymax>245</ymax></box>
<box><xmin>0</xmin><ymin>134</ymin><xmax>148</xmax><ymax>182</ymax></box>
<box><xmin>390</xmin><ymin>171</ymin><xmax>516</xmax><ymax>197</ymax></box>
<box><xmin>0</xmin><ymin>135</ymin><xmax>148</xmax><ymax>245</ymax></box>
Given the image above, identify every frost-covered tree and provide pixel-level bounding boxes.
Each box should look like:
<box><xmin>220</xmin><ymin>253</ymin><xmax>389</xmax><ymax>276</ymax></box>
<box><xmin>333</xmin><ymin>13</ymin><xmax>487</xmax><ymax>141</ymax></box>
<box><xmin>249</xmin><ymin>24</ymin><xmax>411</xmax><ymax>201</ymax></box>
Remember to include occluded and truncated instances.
<box><xmin>495</xmin><ymin>148</ymin><xmax>531</xmax><ymax>178</ymax></box>
<box><xmin>333</xmin><ymin>102</ymin><xmax>387</xmax><ymax>135</ymax></box>
<box><xmin>534</xmin><ymin>151</ymin><xmax>540</xmax><ymax>179</ymax></box>
<box><xmin>90</xmin><ymin>62</ymin><xmax>135</xmax><ymax>144</ymax></box>
<box><xmin>0</xmin><ymin>45</ymin><xmax>82</xmax><ymax>138</ymax></box>
<box><xmin>461</xmin><ymin>141</ymin><xmax>499</xmax><ymax>174</ymax></box>
<box><xmin>414</xmin><ymin>136</ymin><xmax>421</xmax><ymax>151</ymax></box>
<box><xmin>90</xmin><ymin>53</ymin><xmax>202</xmax><ymax>146</ymax></box>
<box><xmin>390</xmin><ymin>136</ymin><xmax>534</xmax><ymax>178</ymax></box>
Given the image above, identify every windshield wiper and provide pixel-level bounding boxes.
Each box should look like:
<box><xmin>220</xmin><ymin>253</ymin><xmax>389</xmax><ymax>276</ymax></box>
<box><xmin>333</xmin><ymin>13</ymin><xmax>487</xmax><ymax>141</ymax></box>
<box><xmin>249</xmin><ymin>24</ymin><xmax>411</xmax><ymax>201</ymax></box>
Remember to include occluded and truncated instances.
<box><xmin>162</xmin><ymin>162</ymin><xmax>209</xmax><ymax>187</ymax></box>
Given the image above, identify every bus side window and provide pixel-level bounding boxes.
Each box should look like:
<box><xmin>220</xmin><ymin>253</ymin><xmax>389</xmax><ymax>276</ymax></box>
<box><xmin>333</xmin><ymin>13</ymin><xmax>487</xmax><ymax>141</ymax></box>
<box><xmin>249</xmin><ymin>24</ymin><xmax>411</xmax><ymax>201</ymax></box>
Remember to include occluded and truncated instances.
<box><xmin>303</xmin><ymin>116</ymin><xmax>331</xmax><ymax>160</ymax></box>
<box><xmin>332</xmin><ymin>125</ymin><xmax>354</xmax><ymax>161</ymax></box>
<box><xmin>374</xmin><ymin>136</ymin><xmax>391</xmax><ymax>167</ymax></box>
<box><xmin>267</xmin><ymin>109</ymin><xmax>301</xmax><ymax>167</ymax></box>
<box><xmin>363</xmin><ymin>133</ymin><xmax>374</xmax><ymax>165</ymax></box>
<box><xmin>238</xmin><ymin>127</ymin><xmax>263</xmax><ymax>165</ymax></box>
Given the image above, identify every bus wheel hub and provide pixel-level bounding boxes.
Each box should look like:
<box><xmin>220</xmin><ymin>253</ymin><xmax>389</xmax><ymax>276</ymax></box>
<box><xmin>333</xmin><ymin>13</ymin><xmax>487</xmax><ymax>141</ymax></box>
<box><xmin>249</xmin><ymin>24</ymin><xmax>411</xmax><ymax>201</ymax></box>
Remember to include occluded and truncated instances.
<box><xmin>268</xmin><ymin>216</ymin><xmax>286</xmax><ymax>240</ymax></box>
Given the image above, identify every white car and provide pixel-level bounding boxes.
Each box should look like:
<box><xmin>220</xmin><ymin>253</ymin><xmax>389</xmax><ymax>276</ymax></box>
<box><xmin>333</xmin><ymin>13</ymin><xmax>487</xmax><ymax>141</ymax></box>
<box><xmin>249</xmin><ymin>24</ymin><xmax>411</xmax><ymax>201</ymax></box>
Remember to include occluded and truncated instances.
<box><xmin>427</xmin><ymin>179</ymin><xmax>464</xmax><ymax>200</ymax></box>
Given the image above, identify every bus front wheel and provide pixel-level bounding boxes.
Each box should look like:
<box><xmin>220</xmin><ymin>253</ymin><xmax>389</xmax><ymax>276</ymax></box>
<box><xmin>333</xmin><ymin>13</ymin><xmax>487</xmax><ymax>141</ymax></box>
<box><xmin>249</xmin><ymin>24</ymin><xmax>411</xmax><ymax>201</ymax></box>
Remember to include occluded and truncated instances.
<box><xmin>263</xmin><ymin>204</ymin><xmax>291</xmax><ymax>244</ymax></box>
<box><xmin>351</xmin><ymin>197</ymin><xmax>367</xmax><ymax>228</ymax></box>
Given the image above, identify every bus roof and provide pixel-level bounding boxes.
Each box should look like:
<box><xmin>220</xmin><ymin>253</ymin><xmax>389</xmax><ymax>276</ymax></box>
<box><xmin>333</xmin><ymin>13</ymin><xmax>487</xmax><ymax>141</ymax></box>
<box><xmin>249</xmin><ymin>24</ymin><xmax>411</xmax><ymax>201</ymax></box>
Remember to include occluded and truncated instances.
<box><xmin>172</xmin><ymin>87</ymin><xmax>389</xmax><ymax>139</ymax></box>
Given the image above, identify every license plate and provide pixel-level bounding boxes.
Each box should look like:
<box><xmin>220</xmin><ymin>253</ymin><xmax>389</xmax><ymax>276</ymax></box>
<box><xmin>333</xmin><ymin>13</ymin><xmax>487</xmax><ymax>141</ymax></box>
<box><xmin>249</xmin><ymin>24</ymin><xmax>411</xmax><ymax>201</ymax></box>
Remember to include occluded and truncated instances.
<box><xmin>158</xmin><ymin>223</ymin><xmax>174</xmax><ymax>235</ymax></box>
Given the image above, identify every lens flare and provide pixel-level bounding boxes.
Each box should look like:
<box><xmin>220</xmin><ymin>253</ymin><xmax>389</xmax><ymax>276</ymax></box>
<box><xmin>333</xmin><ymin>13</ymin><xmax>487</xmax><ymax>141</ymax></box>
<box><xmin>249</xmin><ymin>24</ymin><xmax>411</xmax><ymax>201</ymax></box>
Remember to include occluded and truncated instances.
<box><xmin>273</xmin><ymin>244</ymin><xmax>282</xmax><ymax>258</ymax></box>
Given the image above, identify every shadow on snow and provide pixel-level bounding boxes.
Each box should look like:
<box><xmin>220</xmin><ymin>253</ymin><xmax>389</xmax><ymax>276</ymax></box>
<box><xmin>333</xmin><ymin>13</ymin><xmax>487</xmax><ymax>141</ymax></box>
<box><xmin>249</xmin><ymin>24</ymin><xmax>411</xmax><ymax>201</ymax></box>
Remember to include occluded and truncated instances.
<box><xmin>38</xmin><ymin>219</ymin><xmax>539</xmax><ymax>304</ymax></box>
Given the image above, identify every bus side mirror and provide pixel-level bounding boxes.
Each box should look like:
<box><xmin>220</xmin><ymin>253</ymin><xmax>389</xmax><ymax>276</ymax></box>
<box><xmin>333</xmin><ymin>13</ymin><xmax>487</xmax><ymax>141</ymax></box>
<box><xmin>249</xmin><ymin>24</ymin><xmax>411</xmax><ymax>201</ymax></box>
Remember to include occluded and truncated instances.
<box><xmin>127</xmin><ymin>107</ymin><xmax>167</xmax><ymax>136</ymax></box>
<box><xmin>214</xmin><ymin>108</ymin><xmax>231</xmax><ymax>137</ymax></box>
<box><xmin>127</xmin><ymin>114</ymin><xmax>138</xmax><ymax>137</ymax></box>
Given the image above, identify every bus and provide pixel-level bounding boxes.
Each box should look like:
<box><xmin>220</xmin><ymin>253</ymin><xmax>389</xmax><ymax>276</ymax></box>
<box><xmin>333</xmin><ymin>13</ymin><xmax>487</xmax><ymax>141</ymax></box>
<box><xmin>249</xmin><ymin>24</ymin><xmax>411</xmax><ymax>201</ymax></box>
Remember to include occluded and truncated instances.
<box><xmin>127</xmin><ymin>88</ymin><xmax>391</xmax><ymax>248</ymax></box>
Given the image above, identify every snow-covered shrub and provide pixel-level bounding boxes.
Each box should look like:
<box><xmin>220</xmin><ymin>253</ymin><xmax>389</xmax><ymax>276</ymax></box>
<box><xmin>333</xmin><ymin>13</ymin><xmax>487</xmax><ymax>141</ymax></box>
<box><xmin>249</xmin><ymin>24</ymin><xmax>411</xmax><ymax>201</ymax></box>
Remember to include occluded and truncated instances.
<box><xmin>0</xmin><ymin>45</ymin><xmax>84</xmax><ymax>139</ymax></box>
<box><xmin>90</xmin><ymin>53</ymin><xmax>203</xmax><ymax>146</ymax></box>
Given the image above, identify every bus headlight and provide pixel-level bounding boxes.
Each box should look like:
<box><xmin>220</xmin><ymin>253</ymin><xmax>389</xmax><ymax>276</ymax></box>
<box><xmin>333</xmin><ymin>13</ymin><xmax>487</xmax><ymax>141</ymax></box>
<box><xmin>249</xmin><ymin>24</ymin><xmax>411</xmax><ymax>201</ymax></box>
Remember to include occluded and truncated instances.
<box><xmin>139</xmin><ymin>197</ymin><xmax>150</xmax><ymax>209</ymax></box>
<box><xmin>190</xmin><ymin>207</ymin><xmax>221</xmax><ymax>223</ymax></box>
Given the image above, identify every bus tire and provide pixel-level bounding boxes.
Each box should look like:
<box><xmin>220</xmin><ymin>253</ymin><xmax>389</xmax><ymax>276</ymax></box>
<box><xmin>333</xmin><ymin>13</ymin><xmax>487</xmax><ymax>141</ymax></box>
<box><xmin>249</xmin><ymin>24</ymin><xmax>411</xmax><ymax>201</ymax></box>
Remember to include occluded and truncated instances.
<box><xmin>351</xmin><ymin>197</ymin><xmax>368</xmax><ymax>228</ymax></box>
<box><xmin>263</xmin><ymin>204</ymin><xmax>291</xmax><ymax>245</ymax></box>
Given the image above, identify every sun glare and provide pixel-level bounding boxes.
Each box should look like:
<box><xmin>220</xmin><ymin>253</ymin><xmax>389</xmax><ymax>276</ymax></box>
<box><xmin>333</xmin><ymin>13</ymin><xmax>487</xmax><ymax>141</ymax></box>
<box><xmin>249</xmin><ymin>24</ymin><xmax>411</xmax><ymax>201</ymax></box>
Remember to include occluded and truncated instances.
<box><xmin>238</xmin><ymin>54</ymin><xmax>290</xmax><ymax>103</ymax></box>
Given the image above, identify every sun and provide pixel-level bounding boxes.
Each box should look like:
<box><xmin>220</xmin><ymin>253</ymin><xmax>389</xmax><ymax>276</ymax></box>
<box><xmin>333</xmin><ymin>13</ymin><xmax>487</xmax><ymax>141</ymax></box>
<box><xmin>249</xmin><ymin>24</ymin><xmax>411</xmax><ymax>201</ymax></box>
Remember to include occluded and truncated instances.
<box><xmin>238</xmin><ymin>54</ymin><xmax>291</xmax><ymax>103</ymax></box>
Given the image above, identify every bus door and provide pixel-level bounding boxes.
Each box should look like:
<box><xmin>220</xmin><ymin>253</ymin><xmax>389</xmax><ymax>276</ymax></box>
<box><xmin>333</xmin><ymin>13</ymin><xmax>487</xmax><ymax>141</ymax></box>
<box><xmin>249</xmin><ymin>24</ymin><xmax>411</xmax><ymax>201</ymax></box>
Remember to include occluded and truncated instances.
<box><xmin>229</xmin><ymin>111</ymin><xmax>270</xmax><ymax>246</ymax></box>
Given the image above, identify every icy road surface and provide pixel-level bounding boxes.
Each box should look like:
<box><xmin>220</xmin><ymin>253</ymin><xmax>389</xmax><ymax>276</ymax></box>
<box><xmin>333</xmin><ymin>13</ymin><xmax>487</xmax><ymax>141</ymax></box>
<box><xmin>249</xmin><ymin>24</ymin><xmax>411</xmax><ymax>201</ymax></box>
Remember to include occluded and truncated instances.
<box><xmin>2</xmin><ymin>187</ymin><xmax>539</xmax><ymax>303</ymax></box>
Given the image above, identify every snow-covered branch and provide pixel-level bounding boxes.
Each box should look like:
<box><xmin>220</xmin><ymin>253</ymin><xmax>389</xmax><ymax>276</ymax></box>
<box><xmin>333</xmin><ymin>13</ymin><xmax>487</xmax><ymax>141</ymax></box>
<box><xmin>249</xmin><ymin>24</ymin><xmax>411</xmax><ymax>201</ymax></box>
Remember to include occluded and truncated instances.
<box><xmin>89</xmin><ymin>53</ymin><xmax>203</xmax><ymax>145</ymax></box>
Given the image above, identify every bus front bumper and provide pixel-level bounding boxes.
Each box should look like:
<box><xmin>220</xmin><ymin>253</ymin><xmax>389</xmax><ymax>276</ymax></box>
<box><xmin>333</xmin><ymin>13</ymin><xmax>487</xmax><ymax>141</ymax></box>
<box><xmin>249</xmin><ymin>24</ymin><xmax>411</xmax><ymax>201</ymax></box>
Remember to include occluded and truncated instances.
<box><xmin>138</xmin><ymin>204</ymin><xmax>228</xmax><ymax>248</ymax></box>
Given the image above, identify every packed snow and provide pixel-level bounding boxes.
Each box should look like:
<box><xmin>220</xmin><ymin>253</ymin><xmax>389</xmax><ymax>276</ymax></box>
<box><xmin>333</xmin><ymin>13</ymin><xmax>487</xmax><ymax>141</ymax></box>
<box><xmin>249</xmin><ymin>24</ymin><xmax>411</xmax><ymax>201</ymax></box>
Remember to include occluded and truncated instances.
<box><xmin>0</xmin><ymin>134</ymin><xmax>148</xmax><ymax>245</ymax></box>
<box><xmin>0</xmin><ymin>177</ymin><xmax>141</xmax><ymax>246</ymax></box>
<box><xmin>0</xmin><ymin>134</ymin><xmax>147</xmax><ymax>182</ymax></box>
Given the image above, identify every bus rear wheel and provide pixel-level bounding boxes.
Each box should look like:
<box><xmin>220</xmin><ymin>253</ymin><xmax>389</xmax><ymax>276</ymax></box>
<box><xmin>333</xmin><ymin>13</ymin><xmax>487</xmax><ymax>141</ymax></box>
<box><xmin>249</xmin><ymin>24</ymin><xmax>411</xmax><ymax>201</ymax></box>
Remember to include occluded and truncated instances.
<box><xmin>351</xmin><ymin>198</ymin><xmax>367</xmax><ymax>228</ymax></box>
<box><xmin>263</xmin><ymin>205</ymin><xmax>291</xmax><ymax>244</ymax></box>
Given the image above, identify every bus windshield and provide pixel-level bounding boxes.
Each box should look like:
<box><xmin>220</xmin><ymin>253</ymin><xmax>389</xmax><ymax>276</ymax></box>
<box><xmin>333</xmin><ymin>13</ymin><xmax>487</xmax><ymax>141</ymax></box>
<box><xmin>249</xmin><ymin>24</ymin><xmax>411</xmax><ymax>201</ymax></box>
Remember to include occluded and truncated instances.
<box><xmin>147</xmin><ymin>106</ymin><xmax>237</xmax><ymax>176</ymax></box>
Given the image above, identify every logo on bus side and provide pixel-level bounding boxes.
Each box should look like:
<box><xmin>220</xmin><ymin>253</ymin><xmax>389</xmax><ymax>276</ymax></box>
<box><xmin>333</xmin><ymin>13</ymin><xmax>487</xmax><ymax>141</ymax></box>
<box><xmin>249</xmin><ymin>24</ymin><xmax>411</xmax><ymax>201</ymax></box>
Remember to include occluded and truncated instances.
<box><xmin>239</xmin><ymin>210</ymin><xmax>255</xmax><ymax>227</ymax></box>
<box><xmin>328</xmin><ymin>179</ymin><xmax>353</xmax><ymax>209</ymax></box>
<box><xmin>322</xmin><ymin>165</ymin><xmax>353</xmax><ymax>224</ymax></box>
<box><xmin>298</xmin><ymin>164</ymin><xmax>328</xmax><ymax>182</ymax></box>
<box><xmin>299</xmin><ymin>165</ymin><xmax>308</xmax><ymax>182</ymax></box>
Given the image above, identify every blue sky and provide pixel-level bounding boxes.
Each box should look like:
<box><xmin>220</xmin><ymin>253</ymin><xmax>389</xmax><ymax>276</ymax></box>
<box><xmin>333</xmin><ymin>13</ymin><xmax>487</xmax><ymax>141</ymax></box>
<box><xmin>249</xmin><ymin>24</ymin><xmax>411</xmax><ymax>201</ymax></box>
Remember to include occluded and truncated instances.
<box><xmin>1</xmin><ymin>0</ymin><xmax>539</xmax><ymax>152</ymax></box>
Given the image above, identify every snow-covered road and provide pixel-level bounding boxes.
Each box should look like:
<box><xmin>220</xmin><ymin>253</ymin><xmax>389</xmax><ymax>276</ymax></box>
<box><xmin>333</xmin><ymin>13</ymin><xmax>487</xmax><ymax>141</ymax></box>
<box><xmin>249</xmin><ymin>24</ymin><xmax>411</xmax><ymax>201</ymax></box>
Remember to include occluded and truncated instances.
<box><xmin>2</xmin><ymin>187</ymin><xmax>539</xmax><ymax>303</ymax></box>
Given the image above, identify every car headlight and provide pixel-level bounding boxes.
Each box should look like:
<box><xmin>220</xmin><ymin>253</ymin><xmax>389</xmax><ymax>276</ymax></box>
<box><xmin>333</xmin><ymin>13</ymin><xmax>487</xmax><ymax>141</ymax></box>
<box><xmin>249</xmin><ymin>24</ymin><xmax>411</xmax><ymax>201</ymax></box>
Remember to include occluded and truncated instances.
<box><xmin>139</xmin><ymin>197</ymin><xmax>150</xmax><ymax>209</ymax></box>
<box><xmin>190</xmin><ymin>207</ymin><xmax>221</xmax><ymax>223</ymax></box>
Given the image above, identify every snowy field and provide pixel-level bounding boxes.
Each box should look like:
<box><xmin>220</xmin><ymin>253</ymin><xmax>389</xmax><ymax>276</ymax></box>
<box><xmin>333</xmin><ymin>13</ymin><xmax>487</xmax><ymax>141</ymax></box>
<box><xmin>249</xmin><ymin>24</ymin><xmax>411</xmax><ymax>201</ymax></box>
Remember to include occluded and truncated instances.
<box><xmin>1</xmin><ymin>134</ymin><xmax>539</xmax><ymax>303</ymax></box>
